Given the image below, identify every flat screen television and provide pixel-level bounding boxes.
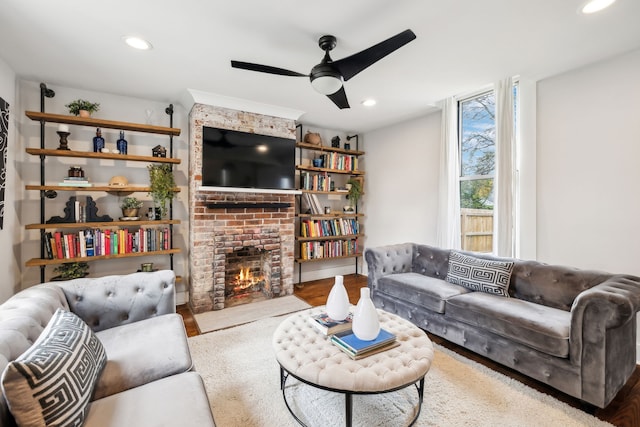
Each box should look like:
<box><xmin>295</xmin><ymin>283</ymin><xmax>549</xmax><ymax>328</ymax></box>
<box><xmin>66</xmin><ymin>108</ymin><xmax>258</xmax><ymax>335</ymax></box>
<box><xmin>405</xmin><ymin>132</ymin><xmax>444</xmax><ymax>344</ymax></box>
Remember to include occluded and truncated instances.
<box><xmin>201</xmin><ymin>126</ymin><xmax>296</xmax><ymax>191</ymax></box>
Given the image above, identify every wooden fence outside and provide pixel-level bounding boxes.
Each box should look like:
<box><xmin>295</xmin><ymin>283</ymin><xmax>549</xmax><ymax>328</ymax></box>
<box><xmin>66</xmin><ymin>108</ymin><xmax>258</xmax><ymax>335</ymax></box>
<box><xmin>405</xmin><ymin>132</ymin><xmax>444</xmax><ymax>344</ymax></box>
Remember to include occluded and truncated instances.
<box><xmin>460</xmin><ymin>208</ymin><xmax>493</xmax><ymax>253</ymax></box>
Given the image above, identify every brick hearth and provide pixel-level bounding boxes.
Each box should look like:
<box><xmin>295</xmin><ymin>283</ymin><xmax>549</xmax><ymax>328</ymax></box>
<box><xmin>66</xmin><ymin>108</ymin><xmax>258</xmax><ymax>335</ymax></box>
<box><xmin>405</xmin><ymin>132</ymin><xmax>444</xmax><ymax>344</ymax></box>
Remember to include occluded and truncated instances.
<box><xmin>188</xmin><ymin>104</ymin><xmax>296</xmax><ymax>314</ymax></box>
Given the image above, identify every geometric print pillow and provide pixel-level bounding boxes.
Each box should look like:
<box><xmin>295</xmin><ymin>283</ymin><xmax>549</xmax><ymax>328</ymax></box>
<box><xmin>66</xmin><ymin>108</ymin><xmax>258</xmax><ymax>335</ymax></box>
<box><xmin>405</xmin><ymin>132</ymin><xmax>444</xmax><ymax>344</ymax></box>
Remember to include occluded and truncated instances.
<box><xmin>1</xmin><ymin>308</ymin><xmax>107</xmax><ymax>427</ymax></box>
<box><xmin>446</xmin><ymin>251</ymin><xmax>514</xmax><ymax>297</ymax></box>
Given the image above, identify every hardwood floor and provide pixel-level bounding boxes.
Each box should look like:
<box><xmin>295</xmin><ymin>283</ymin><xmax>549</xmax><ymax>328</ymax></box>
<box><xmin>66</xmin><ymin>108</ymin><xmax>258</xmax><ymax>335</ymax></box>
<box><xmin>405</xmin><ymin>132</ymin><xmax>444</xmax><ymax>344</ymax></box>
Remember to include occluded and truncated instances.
<box><xmin>178</xmin><ymin>274</ymin><xmax>640</xmax><ymax>426</ymax></box>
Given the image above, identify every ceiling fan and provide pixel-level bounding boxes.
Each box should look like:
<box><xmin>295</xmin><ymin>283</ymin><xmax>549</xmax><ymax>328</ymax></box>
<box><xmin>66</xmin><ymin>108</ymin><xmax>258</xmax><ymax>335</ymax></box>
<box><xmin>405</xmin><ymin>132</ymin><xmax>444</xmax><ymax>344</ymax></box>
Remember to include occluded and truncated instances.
<box><xmin>231</xmin><ymin>29</ymin><xmax>416</xmax><ymax>109</ymax></box>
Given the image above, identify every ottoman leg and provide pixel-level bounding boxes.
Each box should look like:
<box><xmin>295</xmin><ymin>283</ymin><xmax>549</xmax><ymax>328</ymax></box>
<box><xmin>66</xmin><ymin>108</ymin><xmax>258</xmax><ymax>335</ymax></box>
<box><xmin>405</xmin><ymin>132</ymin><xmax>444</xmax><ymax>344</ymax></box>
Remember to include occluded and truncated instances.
<box><xmin>345</xmin><ymin>393</ymin><xmax>353</xmax><ymax>427</ymax></box>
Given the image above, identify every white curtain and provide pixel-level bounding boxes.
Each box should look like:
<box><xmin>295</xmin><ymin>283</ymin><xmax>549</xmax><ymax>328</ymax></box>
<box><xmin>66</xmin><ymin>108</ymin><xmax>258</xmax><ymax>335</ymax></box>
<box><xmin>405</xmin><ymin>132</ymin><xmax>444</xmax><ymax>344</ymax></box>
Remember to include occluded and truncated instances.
<box><xmin>436</xmin><ymin>97</ymin><xmax>461</xmax><ymax>249</ymax></box>
<box><xmin>494</xmin><ymin>77</ymin><xmax>516</xmax><ymax>257</ymax></box>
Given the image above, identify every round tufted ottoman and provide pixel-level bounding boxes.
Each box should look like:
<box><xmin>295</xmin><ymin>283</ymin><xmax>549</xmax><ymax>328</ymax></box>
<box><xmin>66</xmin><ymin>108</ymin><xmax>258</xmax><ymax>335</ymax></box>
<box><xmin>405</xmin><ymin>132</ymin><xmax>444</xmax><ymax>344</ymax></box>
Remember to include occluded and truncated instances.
<box><xmin>273</xmin><ymin>306</ymin><xmax>434</xmax><ymax>426</ymax></box>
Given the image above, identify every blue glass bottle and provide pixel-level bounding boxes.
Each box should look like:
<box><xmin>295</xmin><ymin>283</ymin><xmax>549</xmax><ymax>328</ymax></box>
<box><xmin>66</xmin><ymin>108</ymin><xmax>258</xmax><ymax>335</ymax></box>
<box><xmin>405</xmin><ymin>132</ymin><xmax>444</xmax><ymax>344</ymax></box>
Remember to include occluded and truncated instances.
<box><xmin>93</xmin><ymin>128</ymin><xmax>105</xmax><ymax>152</ymax></box>
<box><xmin>117</xmin><ymin>130</ymin><xmax>128</xmax><ymax>154</ymax></box>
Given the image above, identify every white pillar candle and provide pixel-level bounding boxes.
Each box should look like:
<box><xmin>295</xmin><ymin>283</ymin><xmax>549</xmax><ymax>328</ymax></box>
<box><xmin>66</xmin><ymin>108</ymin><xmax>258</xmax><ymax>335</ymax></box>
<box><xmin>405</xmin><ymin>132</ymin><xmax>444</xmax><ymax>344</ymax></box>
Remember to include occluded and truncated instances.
<box><xmin>58</xmin><ymin>124</ymin><xmax>69</xmax><ymax>133</ymax></box>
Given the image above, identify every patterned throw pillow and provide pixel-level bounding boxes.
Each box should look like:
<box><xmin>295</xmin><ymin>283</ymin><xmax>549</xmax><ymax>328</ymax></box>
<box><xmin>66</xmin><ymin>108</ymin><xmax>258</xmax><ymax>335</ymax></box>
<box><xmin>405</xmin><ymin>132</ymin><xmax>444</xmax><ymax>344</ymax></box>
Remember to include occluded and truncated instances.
<box><xmin>1</xmin><ymin>308</ymin><xmax>107</xmax><ymax>427</ymax></box>
<box><xmin>446</xmin><ymin>251</ymin><xmax>514</xmax><ymax>297</ymax></box>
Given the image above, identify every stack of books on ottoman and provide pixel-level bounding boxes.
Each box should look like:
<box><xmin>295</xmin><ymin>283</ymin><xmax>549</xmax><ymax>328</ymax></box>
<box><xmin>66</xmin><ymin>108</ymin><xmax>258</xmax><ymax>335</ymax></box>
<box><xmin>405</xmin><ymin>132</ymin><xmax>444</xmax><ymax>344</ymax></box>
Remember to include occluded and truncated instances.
<box><xmin>330</xmin><ymin>329</ymin><xmax>398</xmax><ymax>360</ymax></box>
<box><xmin>309</xmin><ymin>311</ymin><xmax>398</xmax><ymax>359</ymax></box>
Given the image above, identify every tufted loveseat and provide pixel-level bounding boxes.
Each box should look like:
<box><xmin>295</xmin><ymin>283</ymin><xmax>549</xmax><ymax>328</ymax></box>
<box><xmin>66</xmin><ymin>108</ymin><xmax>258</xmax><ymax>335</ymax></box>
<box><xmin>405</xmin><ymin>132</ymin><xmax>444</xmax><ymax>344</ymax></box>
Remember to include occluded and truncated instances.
<box><xmin>365</xmin><ymin>243</ymin><xmax>640</xmax><ymax>408</ymax></box>
<box><xmin>0</xmin><ymin>270</ymin><xmax>216</xmax><ymax>427</ymax></box>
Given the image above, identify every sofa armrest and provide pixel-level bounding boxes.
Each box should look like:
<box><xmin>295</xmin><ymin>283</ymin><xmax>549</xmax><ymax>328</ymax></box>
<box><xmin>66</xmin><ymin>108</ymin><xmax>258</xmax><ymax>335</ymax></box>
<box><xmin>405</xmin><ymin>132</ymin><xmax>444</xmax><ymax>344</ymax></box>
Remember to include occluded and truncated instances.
<box><xmin>365</xmin><ymin>243</ymin><xmax>414</xmax><ymax>291</ymax></box>
<box><xmin>57</xmin><ymin>270</ymin><xmax>177</xmax><ymax>332</ymax></box>
<box><xmin>569</xmin><ymin>274</ymin><xmax>640</xmax><ymax>406</ymax></box>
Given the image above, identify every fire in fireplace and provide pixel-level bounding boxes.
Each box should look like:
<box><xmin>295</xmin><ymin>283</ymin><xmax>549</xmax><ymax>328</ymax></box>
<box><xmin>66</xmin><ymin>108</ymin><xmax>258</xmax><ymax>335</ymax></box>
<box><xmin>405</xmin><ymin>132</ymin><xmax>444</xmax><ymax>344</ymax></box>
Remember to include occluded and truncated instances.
<box><xmin>225</xmin><ymin>246</ymin><xmax>273</xmax><ymax>308</ymax></box>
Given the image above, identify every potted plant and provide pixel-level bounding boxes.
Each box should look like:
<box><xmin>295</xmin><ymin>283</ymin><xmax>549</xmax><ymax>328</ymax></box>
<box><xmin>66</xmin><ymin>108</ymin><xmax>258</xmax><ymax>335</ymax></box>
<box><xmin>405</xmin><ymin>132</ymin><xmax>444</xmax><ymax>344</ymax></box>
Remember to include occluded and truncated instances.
<box><xmin>347</xmin><ymin>178</ymin><xmax>362</xmax><ymax>205</ymax></box>
<box><xmin>65</xmin><ymin>99</ymin><xmax>100</xmax><ymax>117</ymax></box>
<box><xmin>53</xmin><ymin>262</ymin><xmax>89</xmax><ymax>280</ymax></box>
<box><xmin>344</xmin><ymin>177</ymin><xmax>363</xmax><ymax>213</ymax></box>
<box><xmin>148</xmin><ymin>164</ymin><xmax>175</xmax><ymax>218</ymax></box>
<box><xmin>120</xmin><ymin>196</ymin><xmax>143</xmax><ymax>218</ymax></box>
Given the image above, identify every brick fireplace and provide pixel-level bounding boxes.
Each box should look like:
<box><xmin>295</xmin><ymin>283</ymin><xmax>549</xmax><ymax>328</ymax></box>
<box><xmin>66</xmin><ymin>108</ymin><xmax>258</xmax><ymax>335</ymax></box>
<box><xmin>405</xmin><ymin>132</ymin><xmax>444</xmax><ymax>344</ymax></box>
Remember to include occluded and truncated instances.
<box><xmin>188</xmin><ymin>103</ymin><xmax>296</xmax><ymax>314</ymax></box>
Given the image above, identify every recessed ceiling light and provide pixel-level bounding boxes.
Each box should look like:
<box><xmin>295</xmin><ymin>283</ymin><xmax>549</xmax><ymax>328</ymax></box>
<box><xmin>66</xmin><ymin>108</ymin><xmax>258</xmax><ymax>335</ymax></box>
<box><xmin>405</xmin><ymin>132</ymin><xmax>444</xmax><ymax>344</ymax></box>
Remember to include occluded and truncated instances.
<box><xmin>361</xmin><ymin>99</ymin><xmax>377</xmax><ymax>107</ymax></box>
<box><xmin>123</xmin><ymin>36</ymin><xmax>153</xmax><ymax>50</ymax></box>
<box><xmin>580</xmin><ymin>0</ymin><xmax>616</xmax><ymax>14</ymax></box>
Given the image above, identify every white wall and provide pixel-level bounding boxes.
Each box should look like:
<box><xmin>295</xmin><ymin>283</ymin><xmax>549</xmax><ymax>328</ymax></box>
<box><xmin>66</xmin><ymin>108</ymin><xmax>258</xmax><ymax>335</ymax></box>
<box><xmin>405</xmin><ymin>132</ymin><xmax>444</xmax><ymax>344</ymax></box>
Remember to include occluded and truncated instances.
<box><xmin>361</xmin><ymin>112</ymin><xmax>441</xmax><ymax>274</ymax></box>
<box><xmin>15</xmin><ymin>80</ymin><xmax>190</xmax><ymax>302</ymax></box>
<box><xmin>0</xmin><ymin>57</ymin><xmax>18</xmax><ymax>302</ymax></box>
<box><xmin>536</xmin><ymin>49</ymin><xmax>640</xmax><ymax>275</ymax></box>
<box><xmin>537</xmin><ymin>48</ymin><xmax>640</xmax><ymax>361</ymax></box>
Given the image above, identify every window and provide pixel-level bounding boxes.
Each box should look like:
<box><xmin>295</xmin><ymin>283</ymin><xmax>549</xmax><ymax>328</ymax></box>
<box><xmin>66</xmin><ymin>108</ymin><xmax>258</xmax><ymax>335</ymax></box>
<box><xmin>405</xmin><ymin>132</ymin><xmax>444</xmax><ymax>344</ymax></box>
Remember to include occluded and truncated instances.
<box><xmin>458</xmin><ymin>91</ymin><xmax>496</xmax><ymax>252</ymax></box>
<box><xmin>458</xmin><ymin>85</ymin><xmax>518</xmax><ymax>253</ymax></box>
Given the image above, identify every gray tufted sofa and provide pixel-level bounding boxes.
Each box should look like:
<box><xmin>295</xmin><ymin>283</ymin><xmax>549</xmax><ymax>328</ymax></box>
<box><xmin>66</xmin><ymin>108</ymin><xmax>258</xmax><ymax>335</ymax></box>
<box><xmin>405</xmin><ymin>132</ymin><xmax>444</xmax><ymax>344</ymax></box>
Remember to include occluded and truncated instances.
<box><xmin>365</xmin><ymin>242</ymin><xmax>640</xmax><ymax>408</ymax></box>
<box><xmin>0</xmin><ymin>270</ymin><xmax>216</xmax><ymax>427</ymax></box>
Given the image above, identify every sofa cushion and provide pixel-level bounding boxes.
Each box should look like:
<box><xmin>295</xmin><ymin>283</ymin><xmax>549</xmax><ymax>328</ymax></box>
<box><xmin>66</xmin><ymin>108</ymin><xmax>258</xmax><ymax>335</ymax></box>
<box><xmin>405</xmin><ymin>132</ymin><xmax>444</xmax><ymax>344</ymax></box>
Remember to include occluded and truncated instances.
<box><xmin>1</xmin><ymin>308</ymin><xmax>106</xmax><ymax>427</ymax></box>
<box><xmin>84</xmin><ymin>372</ymin><xmax>216</xmax><ymax>427</ymax></box>
<box><xmin>92</xmin><ymin>313</ymin><xmax>192</xmax><ymax>400</ymax></box>
<box><xmin>377</xmin><ymin>273</ymin><xmax>470</xmax><ymax>314</ymax></box>
<box><xmin>446</xmin><ymin>251</ymin><xmax>514</xmax><ymax>297</ymax></box>
<box><xmin>445</xmin><ymin>292</ymin><xmax>571</xmax><ymax>357</ymax></box>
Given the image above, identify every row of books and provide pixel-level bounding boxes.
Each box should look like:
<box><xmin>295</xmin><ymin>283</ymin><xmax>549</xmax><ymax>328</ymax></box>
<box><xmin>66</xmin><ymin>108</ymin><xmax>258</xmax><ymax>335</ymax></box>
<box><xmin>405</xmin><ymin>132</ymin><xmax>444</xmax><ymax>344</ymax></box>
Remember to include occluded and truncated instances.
<box><xmin>299</xmin><ymin>239</ymin><xmax>358</xmax><ymax>260</ymax></box>
<box><xmin>300</xmin><ymin>172</ymin><xmax>331</xmax><ymax>192</ymax></box>
<box><xmin>300</xmin><ymin>218</ymin><xmax>359</xmax><ymax>238</ymax></box>
<box><xmin>42</xmin><ymin>228</ymin><xmax>171</xmax><ymax>259</ymax></box>
<box><xmin>308</xmin><ymin>312</ymin><xmax>398</xmax><ymax>360</ymax></box>
<box><xmin>319</xmin><ymin>153</ymin><xmax>359</xmax><ymax>171</ymax></box>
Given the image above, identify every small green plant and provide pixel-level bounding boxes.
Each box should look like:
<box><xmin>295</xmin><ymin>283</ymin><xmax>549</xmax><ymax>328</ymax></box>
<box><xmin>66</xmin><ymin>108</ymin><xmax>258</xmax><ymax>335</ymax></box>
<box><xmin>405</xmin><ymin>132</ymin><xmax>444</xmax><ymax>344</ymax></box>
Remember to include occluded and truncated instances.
<box><xmin>148</xmin><ymin>163</ymin><xmax>175</xmax><ymax>218</ymax></box>
<box><xmin>65</xmin><ymin>99</ymin><xmax>100</xmax><ymax>116</ymax></box>
<box><xmin>346</xmin><ymin>178</ymin><xmax>363</xmax><ymax>207</ymax></box>
<box><xmin>120</xmin><ymin>196</ymin><xmax>143</xmax><ymax>210</ymax></box>
<box><xmin>54</xmin><ymin>262</ymin><xmax>89</xmax><ymax>280</ymax></box>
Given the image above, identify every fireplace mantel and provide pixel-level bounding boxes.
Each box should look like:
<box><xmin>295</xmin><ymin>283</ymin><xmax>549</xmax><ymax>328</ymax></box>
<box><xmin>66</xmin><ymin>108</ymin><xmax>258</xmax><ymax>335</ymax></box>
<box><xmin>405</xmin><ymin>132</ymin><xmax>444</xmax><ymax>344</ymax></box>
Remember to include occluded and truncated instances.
<box><xmin>206</xmin><ymin>202</ymin><xmax>292</xmax><ymax>209</ymax></box>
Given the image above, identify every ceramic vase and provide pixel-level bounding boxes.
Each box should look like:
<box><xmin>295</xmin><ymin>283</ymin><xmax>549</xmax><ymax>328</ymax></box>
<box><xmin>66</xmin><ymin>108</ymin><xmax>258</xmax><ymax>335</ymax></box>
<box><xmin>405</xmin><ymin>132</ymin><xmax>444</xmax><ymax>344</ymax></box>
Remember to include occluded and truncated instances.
<box><xmin>352</xmin><ymin>287</ymin><xmax>380</xmax><ymax>341</ymax></box>
<box><xmin>325</xmin><ymin>275</ymin><xmax>350</xmax><ymax>321</ymax></box>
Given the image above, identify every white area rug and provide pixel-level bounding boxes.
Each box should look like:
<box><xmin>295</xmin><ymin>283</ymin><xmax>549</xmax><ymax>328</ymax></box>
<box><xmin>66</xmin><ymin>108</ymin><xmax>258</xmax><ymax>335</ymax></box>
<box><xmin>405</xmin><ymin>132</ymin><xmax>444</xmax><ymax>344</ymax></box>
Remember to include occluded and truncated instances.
<box><xmin>189</xmin><ymin>315</ymin><xmax>612</xmax><ymax>427</ymax></box>
<box><xmin>193</xmin><ymin>296</ymin><xmax>311</xmax><ymax>333</ymax></box>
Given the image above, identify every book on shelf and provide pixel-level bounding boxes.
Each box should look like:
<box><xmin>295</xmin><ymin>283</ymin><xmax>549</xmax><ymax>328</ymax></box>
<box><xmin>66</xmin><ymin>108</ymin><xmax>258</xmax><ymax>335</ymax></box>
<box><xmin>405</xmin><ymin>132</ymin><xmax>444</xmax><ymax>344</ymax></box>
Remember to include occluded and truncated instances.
<box><xmin>331</xmin><ymin>328</ymin><xmax>397</xmax><ymax>359</ymax></box>
<box><xmin>308</xmin><ymin>312</ymin><xmax>353</xmax><ymax>336</ymax></box>
<box><xmin>58</xmin><ymin>181</ymin><xmax>93</xmax><ymax>187</ymax></box>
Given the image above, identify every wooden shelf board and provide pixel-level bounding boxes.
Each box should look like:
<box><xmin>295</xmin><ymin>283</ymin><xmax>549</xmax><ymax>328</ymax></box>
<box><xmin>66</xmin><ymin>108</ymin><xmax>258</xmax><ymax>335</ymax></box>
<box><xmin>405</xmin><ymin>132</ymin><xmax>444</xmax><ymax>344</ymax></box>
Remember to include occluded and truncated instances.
<box><xmin>295</xmin><ymin>253</ymin><xmax>362</xmax><ymax>263</ymax></box>
<box><xmin>296</xmin><ymin>165</ymin><xmax>364</xmax><ymax>175</ymax></box>
<box><xmin>297</xmin><ymin>213</ymin><xmax>364</xmax><ymax>218</ymax></box>
<box><xmin>296</xmin><ymin>142</ymin><xmax>364</xmax><ymax>156</ymax></box>
<box><xmin>25</xmin><ymin>111</ymin><xmax>181</xmax><ymax>136</ymax></box>
<box><xmin>299</xmin><ymin>190</ymin><xmax>349</xmax><ymax>195</ymax></box>
<box><xmin>26</xmin><ymin>148</ymin><xmax>180</xmax><ymax>164</ymax></box>
<box><xmin>26</xmin><ymin>219</ymin><xmax>181</xmax><ymax>230</ymax></box>
<box><xmin>25</xmin><ymin>185</ymin><xmax>180</xmax><ymax>193</ymax></box>
<box><xmin>26</xmin><ymin>248</ymin><xmax>181</xmax><ymax>267</ymax></box>
<box><xmin>296</xmin><ymin>234</ymin><xmax>363</xmax><ymax>242</ymax></box>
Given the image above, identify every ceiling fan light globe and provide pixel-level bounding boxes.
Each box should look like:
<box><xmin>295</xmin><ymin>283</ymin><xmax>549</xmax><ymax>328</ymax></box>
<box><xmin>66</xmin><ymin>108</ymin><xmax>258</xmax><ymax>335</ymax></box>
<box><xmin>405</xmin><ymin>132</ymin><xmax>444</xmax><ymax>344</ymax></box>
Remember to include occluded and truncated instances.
<box><xmin>310</xmin><ymin>76</ymin><xmax>343</xmax><ymax>95</ymax></box>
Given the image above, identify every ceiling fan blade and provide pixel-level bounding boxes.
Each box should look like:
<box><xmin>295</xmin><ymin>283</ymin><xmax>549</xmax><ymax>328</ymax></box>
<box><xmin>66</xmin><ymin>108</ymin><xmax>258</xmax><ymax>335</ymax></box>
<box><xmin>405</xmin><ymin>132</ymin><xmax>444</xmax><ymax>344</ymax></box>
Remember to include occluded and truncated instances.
<box><xmin>327</xmin><ymin>86</ymin><xmax>350</xmax><ymax>109</ymax></box>
<box><xmin>333</xmin><ymin>29</ymin><xmax>416</xmax><ymax>81</ymax></box>
<box><xmin>231</xmin><ymin>60</ymin><xmax>308</xmax><ymax>77</ymax></box>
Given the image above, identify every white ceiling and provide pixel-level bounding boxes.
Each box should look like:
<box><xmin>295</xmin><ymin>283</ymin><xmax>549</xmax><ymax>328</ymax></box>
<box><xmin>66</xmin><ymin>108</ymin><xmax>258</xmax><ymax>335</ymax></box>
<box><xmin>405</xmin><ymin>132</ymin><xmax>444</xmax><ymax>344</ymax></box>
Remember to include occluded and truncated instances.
<box><xmin>1</xmin><ymin>0</ymin><xmax>639</xmax><ymax>132</ymax></box>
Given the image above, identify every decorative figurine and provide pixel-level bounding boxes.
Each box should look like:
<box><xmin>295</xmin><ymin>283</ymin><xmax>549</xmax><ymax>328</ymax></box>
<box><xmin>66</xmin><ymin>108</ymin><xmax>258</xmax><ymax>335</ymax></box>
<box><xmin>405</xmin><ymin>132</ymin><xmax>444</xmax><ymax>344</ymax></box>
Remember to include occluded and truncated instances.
<box><xmin>331</xmin><ymin>136</ymin><xmax>340</xmax><ymax>148</ymax></box>
<box><xmin>152</xmin><ymin>145</ymin><xmax>167</xmax><ymax>158</ymax></box>
<box><xmin>116</xmin><ymin>130</ymin><xmax>128</xmax><ymax>154</ymax></box>
<box><xmin>93</xmin><ymin>128</ymin><xmax>105</xmax><ymax>152</ymax></box>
